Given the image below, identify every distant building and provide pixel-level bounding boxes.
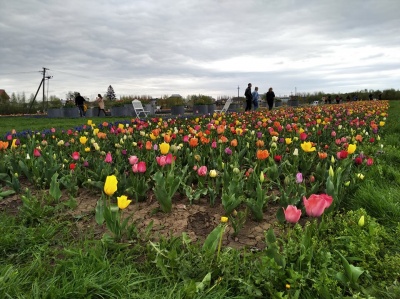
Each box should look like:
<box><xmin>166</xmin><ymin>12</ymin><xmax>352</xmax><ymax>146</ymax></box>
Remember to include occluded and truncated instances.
<box><xmin>0</xmin><ymin>89</ymin><xmax>10</xmax><ymax>103</ymax></box>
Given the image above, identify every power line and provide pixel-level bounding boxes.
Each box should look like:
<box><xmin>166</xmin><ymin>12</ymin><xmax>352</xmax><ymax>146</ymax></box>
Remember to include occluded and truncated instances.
<box><xmin>50</xmin><ymin>69</ymin><xmax>92</xmax><ymax>79</ymax></box>
<box><xmin>0</xmin><ymin>71</ymin><xmax>40</xmax><ymax>76</ymax></box>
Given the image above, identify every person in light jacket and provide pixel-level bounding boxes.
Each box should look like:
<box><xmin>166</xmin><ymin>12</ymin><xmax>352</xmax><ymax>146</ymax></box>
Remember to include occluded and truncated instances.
<box><xmin>252</xmin><ymin>87</ymin><xmax>260</xmax><ymax>110</ymax></box>
<box><xmin>96</xmin><ymin>94</ymin><xmax>106</xmax><ymax>116</ymax></box>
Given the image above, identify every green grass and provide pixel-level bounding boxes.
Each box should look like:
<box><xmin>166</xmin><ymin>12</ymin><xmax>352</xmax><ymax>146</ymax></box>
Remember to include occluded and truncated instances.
<box><xmin>0</xmin><ymin>115</ymin><xmax>129</xmax><ymax>136</ymax></box>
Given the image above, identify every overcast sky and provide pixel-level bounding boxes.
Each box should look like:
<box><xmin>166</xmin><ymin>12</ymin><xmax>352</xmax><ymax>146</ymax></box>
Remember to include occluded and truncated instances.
<box><xmin>1</xmin><ymin>0</ymin><xmax>399</xmax><ymax>101</ymax></box>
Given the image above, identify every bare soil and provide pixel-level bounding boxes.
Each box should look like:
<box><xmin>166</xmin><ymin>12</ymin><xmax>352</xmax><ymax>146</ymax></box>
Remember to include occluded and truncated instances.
<box><xmin>0</xmin><ymin>182</ymin><xmax>282</xmax><ymax>250</ymax></box>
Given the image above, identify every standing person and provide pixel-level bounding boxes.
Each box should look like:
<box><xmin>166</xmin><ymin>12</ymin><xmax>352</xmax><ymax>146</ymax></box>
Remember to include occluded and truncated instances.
<box><xmin>244</xmin><ymin>83</ymin><xmax>252</xmax><ymax>111</ymax></box>
<box><xmin>266</xmin><ymin>87</ymin><xmax>275</xmax><ymax>110</ymax></box>
<box><xmin>252</xmin><ymin>86</ymin><xmax>260</xmax><ymax>110</ymax></box>
<box><xmin>96</xmin><ymin>94</ymin><xmax>106</xmax><ymax>116</ymax></box>
<box><xmin>75</xmin><ymin>92</ymin><xmax>86</xmax><ymax>117</ymax></box>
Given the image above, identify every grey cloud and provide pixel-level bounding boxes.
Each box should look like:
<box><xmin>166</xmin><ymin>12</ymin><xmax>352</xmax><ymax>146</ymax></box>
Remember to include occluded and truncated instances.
<box><xmin>1</xmin><ymin>0</ymin><xmax>400</xmax><ymax>100</ymax></box>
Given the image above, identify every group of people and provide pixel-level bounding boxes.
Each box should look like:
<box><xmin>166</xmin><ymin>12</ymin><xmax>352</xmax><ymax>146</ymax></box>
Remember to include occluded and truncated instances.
<box><xmin>74</xmin><ymin>93</ymin><xmax>106</xmax><ymax>117</ymax></box>
<box><xmin>244</xmin><ymin>83</ymin><xmax>275</xmax><ymax>111</ymax></box>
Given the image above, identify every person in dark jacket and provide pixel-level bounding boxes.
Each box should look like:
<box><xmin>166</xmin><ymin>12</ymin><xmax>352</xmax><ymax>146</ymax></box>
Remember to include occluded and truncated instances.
<box><xmin>75</xmin><ymin>92</ymin><xmax>86</xmax><ymax>117</ymax></box>
<box><xmin>244</xmin><ymin>83</ymin><xmax>252</xmax><ymax>111</ymax></box>
<box><xmin>266</xmin><ymin>87</ymin><xmax>275</xmax><ymax>110</ymax></box>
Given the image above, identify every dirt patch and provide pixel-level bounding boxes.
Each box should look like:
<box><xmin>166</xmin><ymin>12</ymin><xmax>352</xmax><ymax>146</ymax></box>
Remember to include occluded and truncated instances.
<box><xmin>1</xmin><ymin>184</ymin><xmax>282</xmax><ymax>250</ymax></box>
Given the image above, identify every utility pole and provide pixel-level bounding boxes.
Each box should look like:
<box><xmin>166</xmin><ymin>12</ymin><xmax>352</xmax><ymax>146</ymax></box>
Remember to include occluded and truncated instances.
<box><xmin>30</xmin><ymin>67</ymin><xmax>51</xmax><ymax>113</ymax></box>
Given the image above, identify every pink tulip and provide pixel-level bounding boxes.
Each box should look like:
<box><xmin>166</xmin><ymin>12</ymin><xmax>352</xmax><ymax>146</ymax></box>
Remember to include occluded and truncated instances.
<box><xmin>128</xmin><ymin>155</ymin><xmax>139</xmax><ymax>165</ymax></box>
<box><xmin>283</xmin><ymin>205</ymin><xmax>302</xmax><ymax>223</ymax></box>
<box><xmin>211</xmin><ymin>141</ymin><xmax>217</xmax><ymax>148</ymax></box>
<box><xmin>303</xmin><ymin>194</ymin><xmax>333</xmax><ymax>217</ymax></box>
<box><xmin>71</xmin><ymin>151</ymin><xmax>80</xmax><ymax>160</ymax></box>
<box><xmin>296</xmin><ymin>172</ymin><xmax>303</xmax><ymax>183</ymax></box>
<box><xmin>133</xmin><ymin>161</ymin><xmax>147</xmax><ymax>173</ymax></box>
<box><xmin>104</xmin><ymin>152</ymin><xmax>112</xmax><ymax>163</ymax></box>
<box><xmin>156</xmin><ymin>154</ymin><xmax>173</xmax><ymax>167</ymax></box>
<box><xmin>197</xmin><ymin>166</ymin><xmax>207</xmax><ymax>176</ymax></box>
<box><xmin>137</xmin><ymin>161</ymin><xmax>147</xmax><ymax>173</ymax></box>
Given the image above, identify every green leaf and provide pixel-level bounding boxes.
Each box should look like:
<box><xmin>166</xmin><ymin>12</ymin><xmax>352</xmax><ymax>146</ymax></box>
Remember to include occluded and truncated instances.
<box><xmin>266</xmin><ymin>228</ymin><xmax>277</xmax><ymax>244</ymax></box>
<box><xmin>196</xmin><ymin>272</ymin><xmax>212</xmax><ymax>292</ymax></box>
<box><xmin>202</xmin><ymin>225</ymin><xmax>224</xmax><ymax>253</ymax></box>
<box><xmin>276</xmin><ymin>207</ymin><xmax>285</xmax><ymax>223</ymax></box>
<box><xmin>95</xmin><ymin>199</ymin><xmax>105</xmax><ymax>224</ymax></box>
<box><xmin>49</xmin><ymin>173</ymin><xmax>62</xmax><ymax>202</ymax></box>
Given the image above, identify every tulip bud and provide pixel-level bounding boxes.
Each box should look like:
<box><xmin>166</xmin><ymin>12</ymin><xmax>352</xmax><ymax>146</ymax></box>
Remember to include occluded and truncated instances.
<box><xmin>221</xmin><ymin>216</ymin><xmax>228</xmax><ymax>223</ymax></box>
<box><xmin>344</xmin><ymin>181</ymin><xmax>350</xmax><ymax>187</ymax></box>
<box><xmin>358</xmin><ymin>215</ymin><xmax>365</xmax><ymax>227</ymax></box>
<box><xmin>357</xmin><ymin>173</ymin><xmax>365</xmax><ymax>180</ymax></box>
<box><xmin>329</xmin><ymin>166</ymin><xmax>334</xmax><ymax>178</ymax></box>
<box><xmin>260</xmin><ymin>172</ymin><xmax>265</xmax><ymax>183</ymax></box>
<box><xmin>331</xmin><ymin>155</ymin><xmax>335</xmax><ymax>163</ymax></box>
<box><xmin>209</xmin><ymin>169</ymin><xmax>217</xmax><ymax>178</ymax></box>
<box><xmin>233</xmin><ymin>167</ymin><xmax>240</xmax><ymax>174</ymax></box>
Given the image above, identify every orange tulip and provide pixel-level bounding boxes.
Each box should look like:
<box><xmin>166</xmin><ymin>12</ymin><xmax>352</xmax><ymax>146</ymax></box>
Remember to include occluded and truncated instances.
<box><xmin>257</xmin><ymin>149</ymin><xmax>270</xmax><ymax>160</ymax></box>
<box><xmin>164</xmin><ymin>134</ymin><xmax>172</xmax><ymax>143</ymax></box>
<box><xmin>318</xmin><ymin>152</ymin><xmax>328</xmax><ymax>159</ymax></box>
<box><xmin>189</xmin><ymin>137</ymin><xmax>198</xmax><ymax>147</ymax></box>
<box><xmin>217</xmin><ymin>125</ymin><xmax>225</xmax><ymax>135</ymax></box>
<box><xmin>152</xmin><ymin>128</ymin><xmax>161</xmax><ymax>136</ymax></box>
<box><xmin>230</xmin><ymin>139</ymin><xmax>238</xmax><ymax>147</ymax></box>
<box><xmin>256</xmin><ymin>140</ymin><xmax>264</xmax><ymax>148</ymax></box>
<box><xmin>200</xmin><ymin>136</ymin><xmax>210</xmax><ymax>144</ymax></box>
<box><xmin>0</xmin><ymin>141</ymin><xmax>9</xmax><ymax>150</ymax></box>
<box><xmin>145</xmin><ymin>141</ymin><xmax>152</xmax><ymax>150</ymax></box>
<box><xmin>219</xmin><ymin>135</ymin><xmax>228</xmax><ymax>143</ymax></box>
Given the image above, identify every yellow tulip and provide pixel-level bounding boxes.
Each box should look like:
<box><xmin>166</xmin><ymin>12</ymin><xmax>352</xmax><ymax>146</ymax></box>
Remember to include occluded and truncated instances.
<box><xmin>87</xmin><ymin>119</ymin><xmax>92</xmax><ymax>125</ymax></box>
<box><xmin>285</xmin><ymin>138</ymin><xmax>292</xmax><ymax>145</ymax></box>
<box><xmin>79</xmin><ymin>136</ymin><xmax>88</xmax><ymax>145</ymax></box>
<box><xmin>159</xmin><ymin>142</ymin><xmax>170</xmax><ymax>155</ymax></box>
<box><xmin>209</xmin><ymin>169</ymin><xmax>217</xmax><ymax>178</ymax></box>
<box><xmin>221</xmin><ymin>216</ymin><xmax>228</xmax><ymax>223</ymax></box>
<box><xmin>117</xmin><ymin>195</ymin><xmax>132</xmax><ymax>210</ymax></box>
<box><xmin>347</xmin><ymin>144</ymin><xmax>356</xmax><ymax>154</ymax></box>
<box><xmin>300</xmin><ymin>141</ymin><xmax>316</xmax><ymax>152</ymax></box>
<box><xmin>104</xmin><ymin>175</ymin><xmax>118</xmax><ymax>196</ymax></box>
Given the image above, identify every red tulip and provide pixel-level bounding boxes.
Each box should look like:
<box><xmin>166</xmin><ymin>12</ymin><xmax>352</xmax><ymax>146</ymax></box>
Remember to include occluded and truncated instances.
<box><xmin>303</xmin><ymin>194</ymin><xmax>333</xmax><ymax>217</ymax></box>
<box><xmin>283</xmin><ymin>205</ymin><xmax>301</xmax><ymax>223</ymax></box>
<box><xmin>33</xmin><ymin>148</ymin><xmax>41</xmax><ymax>157</ymax></box>
<box><xmin>337</xmin><ymin>150</ymin><xmax>348</xmax><ymax>159</ymax></box>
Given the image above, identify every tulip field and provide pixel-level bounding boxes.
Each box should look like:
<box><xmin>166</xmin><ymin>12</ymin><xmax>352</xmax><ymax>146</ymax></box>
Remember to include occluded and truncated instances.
<box><xmin>0</xmin><ymin>100</ymin><xmax>399</xmax><ymax>298</ymax></box>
